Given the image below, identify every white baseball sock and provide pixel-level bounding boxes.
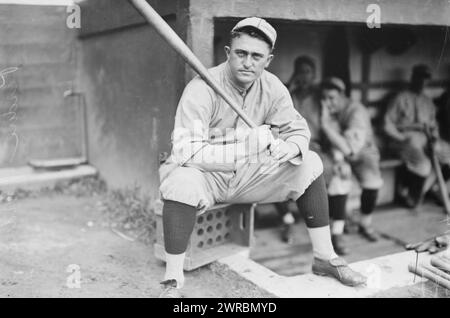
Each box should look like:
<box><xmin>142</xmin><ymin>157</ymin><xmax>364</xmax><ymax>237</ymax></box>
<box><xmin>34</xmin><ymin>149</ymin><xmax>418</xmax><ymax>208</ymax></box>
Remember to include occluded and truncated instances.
<box><xmin>164</xmin><ymin>252</ymin><xmax>185</xmax><ymax>288</ymax></box>
<box><xmin>331</xmin><ymin>220</ymin><xmax>346</xmax><ymax>235</ymax></box>
<box><xmin>307</xmin><ymin>226</ymin><xmax>338</xmax><ymax>260</ymax></box>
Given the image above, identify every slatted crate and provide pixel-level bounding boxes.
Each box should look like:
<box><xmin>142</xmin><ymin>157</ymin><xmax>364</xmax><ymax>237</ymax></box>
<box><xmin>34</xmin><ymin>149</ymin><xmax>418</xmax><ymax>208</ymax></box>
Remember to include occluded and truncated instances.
<box><xmin>154</xmin><ymin>201</ymin><xmax>255</xmax><ymax>271</ymax></box>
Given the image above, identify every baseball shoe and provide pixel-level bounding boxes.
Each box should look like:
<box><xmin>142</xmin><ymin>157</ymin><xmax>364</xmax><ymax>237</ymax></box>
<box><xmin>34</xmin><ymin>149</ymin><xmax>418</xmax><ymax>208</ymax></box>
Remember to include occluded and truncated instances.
<box><xmin>397</xmin><ymin>186</ymin><xmax>420</xmax><ymax>211</ymax></box>
<box><xmin>312</xmin><ymin>257</ymin><xmax>367</xmax><ymax>287</ymax></box>
<box><xmin>331</xmin><ymin>234</ymin><xmax>350</xmax><ymax>255</ymax></box>
<box><xmin>358</xmin><ymin>224</ymin><xmax>379</xmax><ymax>242</ymax></box>
<box><xmin>159</xmin><ymin>279</ymin><xmax>182</xmax><ymax>298</ymax></box>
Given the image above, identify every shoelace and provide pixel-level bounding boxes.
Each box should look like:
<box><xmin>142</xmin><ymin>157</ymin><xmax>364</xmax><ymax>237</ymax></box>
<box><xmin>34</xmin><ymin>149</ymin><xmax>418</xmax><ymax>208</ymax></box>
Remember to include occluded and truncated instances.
<box><xmin>160</xmin><ymin>279</ymin><xmax>178</xmax><ymax>288</ymax></box>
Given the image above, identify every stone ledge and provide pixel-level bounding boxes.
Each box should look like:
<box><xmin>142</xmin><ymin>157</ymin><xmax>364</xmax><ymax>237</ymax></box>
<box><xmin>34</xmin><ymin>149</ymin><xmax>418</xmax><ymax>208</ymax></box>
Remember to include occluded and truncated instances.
<box><xmin>218</xmin><ymin>250</ymin><xmax>443</xmax><ymax>298</ymax></box>
<box><xmin>0</xmin><ymin>164</ymin><xmax>97</xmax><ymax>191</ymax></box>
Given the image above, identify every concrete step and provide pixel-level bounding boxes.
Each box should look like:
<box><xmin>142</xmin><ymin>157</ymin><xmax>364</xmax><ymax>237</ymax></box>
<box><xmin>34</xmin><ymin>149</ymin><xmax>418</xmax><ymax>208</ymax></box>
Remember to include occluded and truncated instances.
<box><xmin>220</xmin><ymin>250</ymin><xmax>437</xmax><ymax>298</ymax></box>
<box><xmin>0</xmin><ymin>129</ymin><xmax>83</xmax><ymax>167</ymax></box>
<box><xmin>0</xmin><ymin>164</ymin><xmax>97</xmax><ymax>192</ymax></box>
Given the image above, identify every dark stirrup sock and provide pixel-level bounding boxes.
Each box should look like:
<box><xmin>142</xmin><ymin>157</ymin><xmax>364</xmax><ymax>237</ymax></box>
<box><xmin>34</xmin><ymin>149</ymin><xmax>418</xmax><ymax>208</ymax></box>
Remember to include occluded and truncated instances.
<box><xmin>296</xmin><ymin>174</ymin><xmax>330</xmax><ymax>228</ymax></box>
<box><xmin>406</xmin><ymin>170</ymin><xmax>427</xmax><ymax>199</ymax></box>
<box><xmin>398</xmin><ymin>165</ymin><xmax>409</xmax><ymax>188</ymax></box>
<box><xmin>274</xmin><ymin>201</ymin><xmax>291</xmax><ymax>218</ymax></box>
<box><xmin>162</xmin><ymin>200</ymin><xmax>197</xmax><ymax>254</ymax></box>
<box><xmin>441</xmin><ymin>164</ymin><xmax>450</xmax><ymax>181</ymax></box>
<box><xmin>328</xmin><ymin>194</ymin><xmax>348</xmax><ymax>221</ymax></box>
<box><xmin>361</xmin><ymin>189</ymin><xmax>378</xmax><ymax>215</ymax></box>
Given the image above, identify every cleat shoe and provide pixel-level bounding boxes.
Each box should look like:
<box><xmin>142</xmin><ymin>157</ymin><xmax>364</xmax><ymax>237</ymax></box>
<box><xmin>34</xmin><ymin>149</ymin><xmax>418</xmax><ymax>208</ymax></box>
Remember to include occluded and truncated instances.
<box><xmin>159</xmin><ymin>279</ymin><xmax>182</xmax><ymax>298</ymax></box>
<box><xmin>358</xmin><ymin>224</ymin><xmax>379</xmax><ymax>242</ymax></box>
<box><xmin>312</xmin><ymin>257</ymin><xmax>367</xmax><ymax>287</ymax></box>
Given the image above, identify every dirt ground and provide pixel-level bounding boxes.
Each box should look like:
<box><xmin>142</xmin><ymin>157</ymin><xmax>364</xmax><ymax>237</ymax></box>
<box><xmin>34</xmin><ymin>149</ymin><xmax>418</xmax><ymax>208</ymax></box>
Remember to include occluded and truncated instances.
<box><xmin>0</xmin><ymin>194</ymin><xmax>273</xmax><ymax>298</ymax></box>
<box><xmin>1</xmin><ymin>192</ymin><xmax>448</xmax><ymax>298</ymax></box>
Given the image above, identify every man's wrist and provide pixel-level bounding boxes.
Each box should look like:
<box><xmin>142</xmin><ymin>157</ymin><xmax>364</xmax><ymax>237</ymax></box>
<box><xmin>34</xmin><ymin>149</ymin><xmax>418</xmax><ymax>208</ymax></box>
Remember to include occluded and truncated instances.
<box><xmin>287</xmin><ymin>141</ymin><xmax>301</xmax><ymax>158</ymax></box>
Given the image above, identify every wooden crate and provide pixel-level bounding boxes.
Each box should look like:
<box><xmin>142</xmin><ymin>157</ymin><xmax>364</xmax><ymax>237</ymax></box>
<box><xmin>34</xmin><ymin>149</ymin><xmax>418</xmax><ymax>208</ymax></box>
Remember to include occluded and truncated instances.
<box><xmin>154</xmin><ymin>201</ymin><xmax>255</xmax><ymax>271</ymax></box>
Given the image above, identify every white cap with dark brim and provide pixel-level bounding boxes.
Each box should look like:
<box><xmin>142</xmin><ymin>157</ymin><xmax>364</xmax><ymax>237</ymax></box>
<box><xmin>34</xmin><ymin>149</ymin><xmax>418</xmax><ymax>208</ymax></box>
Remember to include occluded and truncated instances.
<box><xmin>232</xmin><ymin>17</ymin><xmax>277</xmax><ymax>49</ymax></box>
<box><xmin>323</xmin><ymin>77</ymin><xmax>346</xmax><ymax>92</ymax></box>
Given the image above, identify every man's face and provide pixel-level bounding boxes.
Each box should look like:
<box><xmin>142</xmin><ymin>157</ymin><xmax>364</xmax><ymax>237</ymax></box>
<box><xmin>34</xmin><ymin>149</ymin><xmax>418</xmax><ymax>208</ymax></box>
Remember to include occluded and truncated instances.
<box><xmin>411</xmin><ymin>76</ymin><xmax>429</xmax><ymax>92</ymax></box>
<box><xmin>292</xmin><ymin>63</ymin><xmax>315</xmax><ymax>90</ymax></box>
<box><xmin>321</xmin><ymin>89</ymin><xmax>344</xmax><ymax>115</ymax></box>
<box><xmin>225</xmin><ymin>33</ymin><xmax>273</xmax><ymax>88</ymax></box>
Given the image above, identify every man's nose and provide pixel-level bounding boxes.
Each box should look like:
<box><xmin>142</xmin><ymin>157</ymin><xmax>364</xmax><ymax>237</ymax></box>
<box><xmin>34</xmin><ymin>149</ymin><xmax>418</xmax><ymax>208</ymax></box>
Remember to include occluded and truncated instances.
<box><xmin>243</xmin><ymin>56</ymin><xmax>252</xmax><ymax>68</ymax></box>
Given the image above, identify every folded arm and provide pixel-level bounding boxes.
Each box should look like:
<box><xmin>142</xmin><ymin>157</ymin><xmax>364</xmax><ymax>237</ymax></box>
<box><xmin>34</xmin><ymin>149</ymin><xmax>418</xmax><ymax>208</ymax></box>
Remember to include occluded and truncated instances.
<box><xmin>384</xmin><ymin>96</ymin><xmax>409</xmax><ymax>142</ymax></box>
<box><xmin>171</xmin><ymin>78</ymin><xmax>272</xmax><ymax>172</ymax></box>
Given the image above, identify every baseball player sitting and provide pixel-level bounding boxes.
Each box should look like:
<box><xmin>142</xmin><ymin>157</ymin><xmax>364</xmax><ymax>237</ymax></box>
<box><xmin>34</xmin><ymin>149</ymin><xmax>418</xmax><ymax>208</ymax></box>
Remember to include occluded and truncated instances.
<box><xmin>384</xmin><ymin>64</ymin><xmax>450</xmax><ymax>209</ymax></box>
<box><xmin>319</xmin><ymin>77</ymin><xmax>384</xmax><ymax>255</ymax></box>
<box><xmin>158</xmin><ymin>18</ymin><xmax>367</xmax><ymax>298</ymax></box>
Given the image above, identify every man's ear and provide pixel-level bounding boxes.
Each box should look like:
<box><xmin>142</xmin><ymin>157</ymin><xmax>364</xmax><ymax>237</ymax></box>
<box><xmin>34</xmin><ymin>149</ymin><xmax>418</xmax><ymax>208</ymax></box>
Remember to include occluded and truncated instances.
<box><xmin>224</xmin><ymin>46</ymin><xmax>231</xmax><ymax>59</ymax></box>
<box><xmin>265</xmin><ymin>54</ymin><xmax>274</xmax><ymax>69</ymax></box>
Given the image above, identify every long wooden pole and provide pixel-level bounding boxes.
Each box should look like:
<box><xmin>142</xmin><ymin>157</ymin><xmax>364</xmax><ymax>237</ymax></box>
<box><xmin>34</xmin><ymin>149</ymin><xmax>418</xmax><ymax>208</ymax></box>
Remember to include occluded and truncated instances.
<box><xmin>423</xmin><ymin>263</ymin><xmax>450</xmax><ymax>281</ymax></box>
<box><xmin>408</xmin><ymin>263</ymin><xmax>450</xmax><ymax>290</ymax></box>
<box><xmin>431</xmin><ymin>256</ymin><xmax>450</xmax><ymax>273</ymax></box>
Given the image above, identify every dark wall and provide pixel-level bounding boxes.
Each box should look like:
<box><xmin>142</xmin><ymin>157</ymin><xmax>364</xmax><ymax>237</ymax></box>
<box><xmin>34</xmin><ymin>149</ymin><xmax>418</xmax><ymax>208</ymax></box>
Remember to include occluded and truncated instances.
<box><xmin>78</xmin><ymin>0</ymin><xmax>185</xmax><ymax>198</ymax></box>
<box><xmin>215</xmin><ymin>21</ymin><xmax>450</xmax><ymax>101</ymax></box>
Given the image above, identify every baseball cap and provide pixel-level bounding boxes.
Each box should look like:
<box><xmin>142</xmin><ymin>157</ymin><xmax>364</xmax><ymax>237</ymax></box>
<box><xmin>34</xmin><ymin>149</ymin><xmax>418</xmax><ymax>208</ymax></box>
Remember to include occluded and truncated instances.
<box><xmin>322</xmin><ymin>77</ymin><xmax>346</xmax><ymax>92</ymax></box>
<box><xmin>232</xmin><ymin>17</ymin><xmax>277</xmax><ymax>49</ymax></box>
<box><xmin>412</xmin><ymin>64</ymin><xmax>432</xmax><ymax>79</ymax></box>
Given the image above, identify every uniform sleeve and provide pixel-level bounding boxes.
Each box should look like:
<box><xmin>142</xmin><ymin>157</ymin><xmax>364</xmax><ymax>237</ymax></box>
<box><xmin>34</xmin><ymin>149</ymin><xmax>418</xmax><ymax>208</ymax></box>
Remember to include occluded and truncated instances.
<box><xmin>171</xmin><ymin>77</ymin><xmax>242</xmax><ymax>172</ymax></box>
<box><xmin>265</xmin><ymin>82</ymin><xmax>311</xmax><ymax>165</ymax></box>
<box><xmin>343</xmin><ymin>106</ymin><xmax>370</xmax><ymax>155</ymax></box>
<box><xmin>426</xmin><ymin>99</ymin><xmax>438</xmax><ymax>130</ymax></box>
<box><xmin>424</xmin><ymin>98</ymin><xmax>441</xmax><ymax>139</ymax></box>
<box><xmin>384</xmin><ymin>94</ymin><xmax>404</xmax><ymax>140</ymax></box>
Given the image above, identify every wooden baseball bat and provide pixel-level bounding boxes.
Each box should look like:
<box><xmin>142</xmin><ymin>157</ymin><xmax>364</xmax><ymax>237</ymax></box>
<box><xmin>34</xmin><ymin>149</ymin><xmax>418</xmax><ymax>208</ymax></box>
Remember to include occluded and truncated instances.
<box><xmin>430</xmin><ymin>151</ymin><xmax>450</xmax><ymax>215</ymax></box>
<box><xmin>421</xmin><ymin>124</ymin><xmax>450</xmax><ymax>215</ymax></box>
<box><xmin>431</xmin><ymin>256</ymin><xmax>450</xmax><ymax>273</ymax></box>
<box><xmin>402</xmin><ymin>123</ymin><xmax>450</xmax><ymax>215</ymax></box>
<box><xmin>423</xmin><ymin>263</ymin><xmax>450</xmax><ymax>282</ymax></box>
<box><xmin>129</xmin><ymin>0</ymin><xmax>256</xmax><ymax>129</ymax></box>
<box><xmin>408</xmin><ymin>263</ymin><xmax>450</xmax><ymax>290</ymax></box>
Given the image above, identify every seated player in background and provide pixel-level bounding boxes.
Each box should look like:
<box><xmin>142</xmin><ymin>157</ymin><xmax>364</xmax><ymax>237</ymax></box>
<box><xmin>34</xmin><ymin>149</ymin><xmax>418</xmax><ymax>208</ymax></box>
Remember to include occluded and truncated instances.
<box><xmin>319</xmin><ymin>77</ymin><xmax>383</xmax><ymax>255</ymax></box>
<box><xmin>384</xmin><ymin>64</ymin><xmax>450</xmax><ymax>209</ymax></box>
